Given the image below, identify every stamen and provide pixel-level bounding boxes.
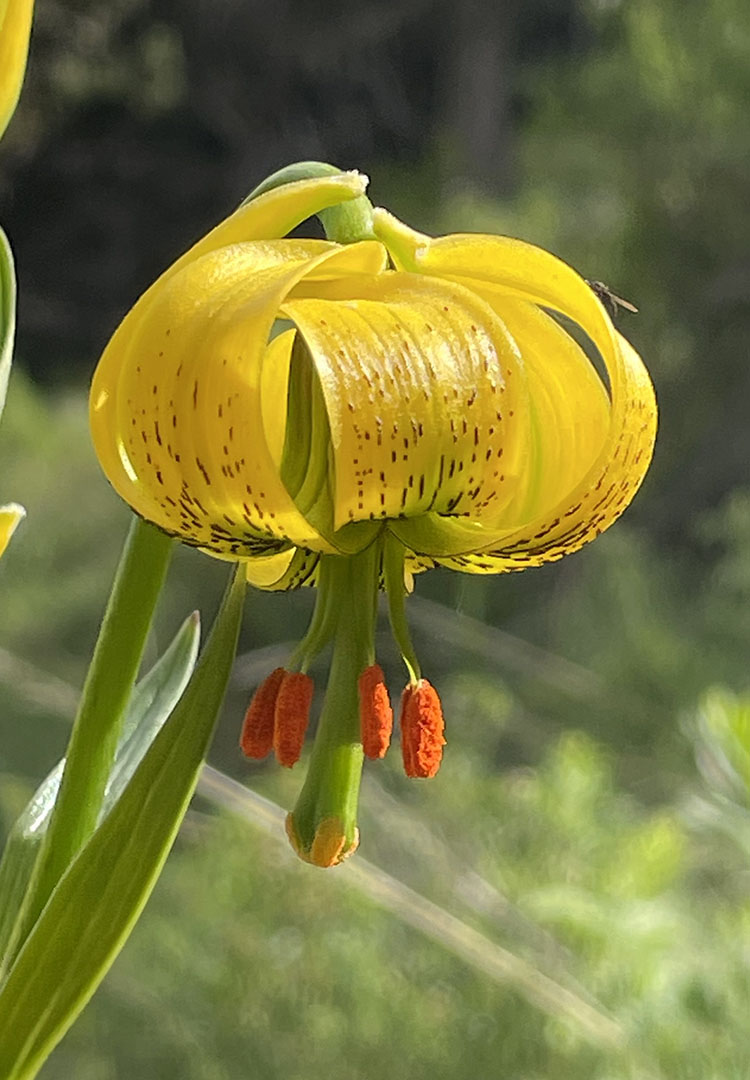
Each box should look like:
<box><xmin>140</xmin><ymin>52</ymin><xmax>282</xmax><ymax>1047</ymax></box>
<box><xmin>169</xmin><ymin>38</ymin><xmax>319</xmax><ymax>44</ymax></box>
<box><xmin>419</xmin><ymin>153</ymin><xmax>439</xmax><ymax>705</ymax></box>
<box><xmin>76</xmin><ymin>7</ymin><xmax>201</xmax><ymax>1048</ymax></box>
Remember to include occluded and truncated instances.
<box><xmin>400</xmin><ymin>679</ymin><xmax>446</xmax><ymax>778</ymax></box>
<box><xmin>240</xmin><ymin>667</ymin><xmax>286</xmax><ymax>759</ymax></box>
<box><xmin>358</xmin><ymin>663</ymin><xmax>393</xmax><ymax>759</ymax></box>
<box><xmin>274</xmin><ymin>671</ymin><xmax>314</xmax><ymax>767</ymax></box>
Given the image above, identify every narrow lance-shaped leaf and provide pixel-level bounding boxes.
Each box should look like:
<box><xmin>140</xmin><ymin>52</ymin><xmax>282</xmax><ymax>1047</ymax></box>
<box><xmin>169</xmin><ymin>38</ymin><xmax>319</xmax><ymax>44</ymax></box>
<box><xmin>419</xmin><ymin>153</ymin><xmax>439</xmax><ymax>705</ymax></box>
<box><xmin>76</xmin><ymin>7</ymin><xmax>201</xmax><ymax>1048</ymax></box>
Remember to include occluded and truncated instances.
<box><xmin>0</xmin><ymin>564</ymin><xmax>245</xmax><ymax>1080</ymax></box>
<box><xmin>4</xmin><ymin>518</ymin><xmax>174</xmax><ymax>968</ymax></box>
<box><xmin>0</xmin><ymin>610</ymin><xmax>201</xmax><ymax>970</ymax></box>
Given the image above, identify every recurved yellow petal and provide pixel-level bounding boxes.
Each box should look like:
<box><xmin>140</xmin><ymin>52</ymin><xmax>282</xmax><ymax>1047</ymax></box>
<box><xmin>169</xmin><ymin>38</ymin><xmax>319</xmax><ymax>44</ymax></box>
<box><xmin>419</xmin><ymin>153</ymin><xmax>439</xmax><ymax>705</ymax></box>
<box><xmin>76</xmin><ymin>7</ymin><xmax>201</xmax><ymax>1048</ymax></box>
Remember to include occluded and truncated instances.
<box><xmin>91</xmin><ymin>172</ymin><xmax>656</xmax><ymax>584</ymax></box>
<box><xmin>244</xmin><ymin>547</ymin><xmax>321</xmax><ymax>591</ymax></box>
<box><xmin>133</xmin><ymin>173</ymin><xmax>369</xmax><ymax>307</ymax></box>
<box><xmin>0</xmin><ymin>501</ymin><xmax>24</xmax><ymax>557</ymax></box>
<box><xmin>283</xmin><ymin>272</ymin><xmax>527</xmax><ymax>532</ymax></box>
<box><xmin>90</xmin><ymin>239</ymin><xmax>386</xmax><ymax>557</ymax></box>
<box><xmin>96</xmin><ymin>173</ymin><xmax>373</xmax><ymax>405</ymax></box>
<box><xmin>0</xmin><ymin>0</ymin><xmax>34</xmax><ymax>141</ymax></box>
<box><xmin>375</xmin><ymin>209</ymin><xmax>656</xmax><ymax>569</ymax></box>
<box><xmin>475</xmin><ymin>296</ymin><xmax>610</xmax><ymax>527</ymax></box>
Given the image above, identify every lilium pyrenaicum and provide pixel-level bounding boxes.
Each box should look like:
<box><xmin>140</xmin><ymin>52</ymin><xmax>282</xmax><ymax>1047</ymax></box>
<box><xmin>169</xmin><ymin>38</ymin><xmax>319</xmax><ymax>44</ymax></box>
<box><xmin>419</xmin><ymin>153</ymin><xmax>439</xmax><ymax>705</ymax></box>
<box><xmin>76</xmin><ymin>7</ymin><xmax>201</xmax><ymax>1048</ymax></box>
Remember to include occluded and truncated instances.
<box><xmin>90</xmin><ymin>166</ymin><xmax>657</xmax><ymax>866</ymax></box>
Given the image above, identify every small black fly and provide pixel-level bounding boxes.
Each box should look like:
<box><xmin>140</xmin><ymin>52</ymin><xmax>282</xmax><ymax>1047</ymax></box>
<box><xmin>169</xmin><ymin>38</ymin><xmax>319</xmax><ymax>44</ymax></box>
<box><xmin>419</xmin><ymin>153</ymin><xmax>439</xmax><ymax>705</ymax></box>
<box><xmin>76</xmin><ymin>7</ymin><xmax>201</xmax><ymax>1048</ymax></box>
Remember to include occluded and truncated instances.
<box><xmin>586</xmin><ymin>280</ymin><xmax>638</xmax><ymax>320</ymax></box>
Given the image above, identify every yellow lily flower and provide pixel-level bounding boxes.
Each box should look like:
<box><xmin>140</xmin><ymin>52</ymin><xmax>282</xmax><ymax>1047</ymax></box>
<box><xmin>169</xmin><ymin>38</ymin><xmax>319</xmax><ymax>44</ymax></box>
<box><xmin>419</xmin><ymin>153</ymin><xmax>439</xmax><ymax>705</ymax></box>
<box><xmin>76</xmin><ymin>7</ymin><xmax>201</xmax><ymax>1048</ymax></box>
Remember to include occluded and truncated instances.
<box><xmin>90</xmin><ymin>167</ymin><xmax>656</xmax><ymax>866</ymax></box>
<box><xmin>0</xmin><ymin>0</ymin><xmax>35</xmax><ymax>141</ymax></box>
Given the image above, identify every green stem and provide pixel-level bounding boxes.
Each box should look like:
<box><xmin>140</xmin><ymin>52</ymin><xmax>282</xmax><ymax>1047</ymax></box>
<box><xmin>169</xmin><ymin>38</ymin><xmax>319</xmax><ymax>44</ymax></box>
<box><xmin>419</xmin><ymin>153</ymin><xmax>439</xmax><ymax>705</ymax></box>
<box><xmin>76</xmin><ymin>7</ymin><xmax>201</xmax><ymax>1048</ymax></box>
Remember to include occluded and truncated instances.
<box><xmin>242</xmin><ymin>160</ymin><xmax>376</xmax><ymax>244</ymax></box>
<box><xmin>289</xmin><ymin>557</ymin><xmax>339</xmax><ymax>672</ymax></box>
<box><xmin>290</xmin><ymin>543</ymin><xmax>380</xmax><ymax>853</ymax></box>
<box><xmin>383</xmin><ymin>533</ymin><xmax>421</xmax><ymax>683</ymax></box>
<box><xmin>6</xmin><ymin>516</ymin><xmax>173</xmax><ymax>963</ymax></box>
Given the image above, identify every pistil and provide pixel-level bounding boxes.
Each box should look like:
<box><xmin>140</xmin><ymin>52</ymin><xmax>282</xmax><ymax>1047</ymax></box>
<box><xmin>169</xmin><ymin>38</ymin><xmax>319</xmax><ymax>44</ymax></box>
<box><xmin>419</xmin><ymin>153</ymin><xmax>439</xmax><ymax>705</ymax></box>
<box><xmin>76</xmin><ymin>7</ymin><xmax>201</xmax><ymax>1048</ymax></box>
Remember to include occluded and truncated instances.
<box><xmin>286</xmin><ymin>541</ymin><xmax>381</xmax><ymax>866</ymax></box>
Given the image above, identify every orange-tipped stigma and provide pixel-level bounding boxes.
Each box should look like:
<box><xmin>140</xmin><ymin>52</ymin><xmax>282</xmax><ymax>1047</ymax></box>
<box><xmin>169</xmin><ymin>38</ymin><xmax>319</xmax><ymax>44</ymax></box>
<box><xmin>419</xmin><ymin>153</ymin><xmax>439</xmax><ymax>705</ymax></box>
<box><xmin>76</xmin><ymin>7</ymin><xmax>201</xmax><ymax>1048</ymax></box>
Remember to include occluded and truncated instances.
<box><xmin>400</xmin><ymin>678</ymin><xmax>446</xmax><ymax>779</ymax></box>
<box><xmin>240</xmin><ymin>666</ymin><xmax>286</xmax><ymax>759</ymax></box>
<box><xmin>358</xmin><ymin>663</ymin><xmax>393</xmax><ymax>759</ymax></box>
<box><xmin>273</xmin><ymin>671</ymin><xmax>314</xmax><ymax>767</ymax></box>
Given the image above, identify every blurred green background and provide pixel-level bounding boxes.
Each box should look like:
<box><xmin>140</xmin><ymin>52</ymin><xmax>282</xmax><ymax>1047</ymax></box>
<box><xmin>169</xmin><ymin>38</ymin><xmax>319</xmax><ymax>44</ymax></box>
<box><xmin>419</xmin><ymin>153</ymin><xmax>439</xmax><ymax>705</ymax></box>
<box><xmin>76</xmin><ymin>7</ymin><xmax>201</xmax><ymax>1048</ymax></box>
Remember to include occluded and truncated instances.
<box><xmin>2</xmin><ymin>1</ymin><xmax>750</xmax><ymax>1077</ymax></box>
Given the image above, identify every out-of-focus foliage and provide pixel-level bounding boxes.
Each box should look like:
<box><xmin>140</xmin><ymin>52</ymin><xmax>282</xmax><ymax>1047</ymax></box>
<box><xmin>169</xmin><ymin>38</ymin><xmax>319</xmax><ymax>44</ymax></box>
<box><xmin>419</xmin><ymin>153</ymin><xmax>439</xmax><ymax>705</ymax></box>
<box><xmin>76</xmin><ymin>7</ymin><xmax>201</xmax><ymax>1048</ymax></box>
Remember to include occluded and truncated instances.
<box><xmin>687</xmin><ymin>688</ymin><xmax>750</xmax><ymax>861</ymax></box>
<box><xmin>2</xmin><ymin>0</ymin><xmax>750</xmax><ymax>1076</ymax></box>
<box><xmin>31</xmin><ymin>720</ymin><xmax>750</xmax><ymax>1080</ymax></box>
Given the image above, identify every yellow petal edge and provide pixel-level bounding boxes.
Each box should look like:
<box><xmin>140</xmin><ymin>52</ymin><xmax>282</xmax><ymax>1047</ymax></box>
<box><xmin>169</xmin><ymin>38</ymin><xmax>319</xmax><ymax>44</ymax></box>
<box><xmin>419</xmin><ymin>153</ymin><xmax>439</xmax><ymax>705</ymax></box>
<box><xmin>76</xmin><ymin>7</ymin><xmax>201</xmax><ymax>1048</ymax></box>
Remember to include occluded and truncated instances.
<box><xmin>0</xmin><ymin>0</ymin><xmax>35</xmax><ymax>141</ymax></box>
<box><xmin>0</xmin><ymin>502</ymin><xmax>24</xmax><ymax>558</ymax></box>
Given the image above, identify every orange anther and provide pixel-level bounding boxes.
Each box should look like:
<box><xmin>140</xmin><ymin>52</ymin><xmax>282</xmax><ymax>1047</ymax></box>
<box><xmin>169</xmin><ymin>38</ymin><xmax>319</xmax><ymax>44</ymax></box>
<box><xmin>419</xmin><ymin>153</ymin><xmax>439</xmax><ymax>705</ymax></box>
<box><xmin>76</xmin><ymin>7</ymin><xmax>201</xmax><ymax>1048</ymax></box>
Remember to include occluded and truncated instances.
<box><xmin>273</xmin><ymin>671</ymin><xmax>314</xmax><ymax>767</ymax></box>
<box><xmin>240</xmin><ymin>667</ymin><xmax>286</xmax><ymax>759</ymax></box>
<box><xmin>358</xmin><ymin>663</ymin><xmax>393</xmax><ymax>759</ymax></box>
<box><xmin>400</xmin><ymin>678</ymin><xmax>446</xmax><ymax>778</ymax></box>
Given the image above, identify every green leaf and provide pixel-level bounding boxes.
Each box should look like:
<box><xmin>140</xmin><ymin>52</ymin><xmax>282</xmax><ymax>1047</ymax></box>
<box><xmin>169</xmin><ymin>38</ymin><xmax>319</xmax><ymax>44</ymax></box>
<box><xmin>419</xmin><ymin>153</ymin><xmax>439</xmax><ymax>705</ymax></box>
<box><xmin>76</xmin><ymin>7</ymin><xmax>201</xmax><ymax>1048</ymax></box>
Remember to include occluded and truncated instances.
<box><xmin>0</xmin><ymin>611</ymin><xmax>201</xmax><ymax>969</ymax></box>
<box><xmin>5</xmin><ymin>518</ymin><xmax>173</xmax><ymax>968</ymax></box>
<box><xmin>0</xmin><ymin>565</ymin><xmax>245</xmax><ymax>1080</ymax></box>
<box><xmin>0</xmin><ymin>226</ymin><xmax>16</xmax><ymax>421</ymax></box>
<box><xmin>103</xmin><ymin>610</ymin><xmax>200</xmax><ymax>808</ymax></box>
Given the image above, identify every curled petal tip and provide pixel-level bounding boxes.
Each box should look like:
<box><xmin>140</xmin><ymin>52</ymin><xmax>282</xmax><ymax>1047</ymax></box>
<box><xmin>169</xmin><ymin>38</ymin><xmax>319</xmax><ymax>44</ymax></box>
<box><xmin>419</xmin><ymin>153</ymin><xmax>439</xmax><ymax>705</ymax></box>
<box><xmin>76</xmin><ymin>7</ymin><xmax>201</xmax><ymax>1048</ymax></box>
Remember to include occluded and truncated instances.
<box><xmin>371</xmin><ymin>207</ymin><xmax>430</xmax><ymax>263</ymax></box>
<box><xmin>344</xmin><ymin>169</ymin><xmax>369</xmax><ymax>193</ymax></box>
